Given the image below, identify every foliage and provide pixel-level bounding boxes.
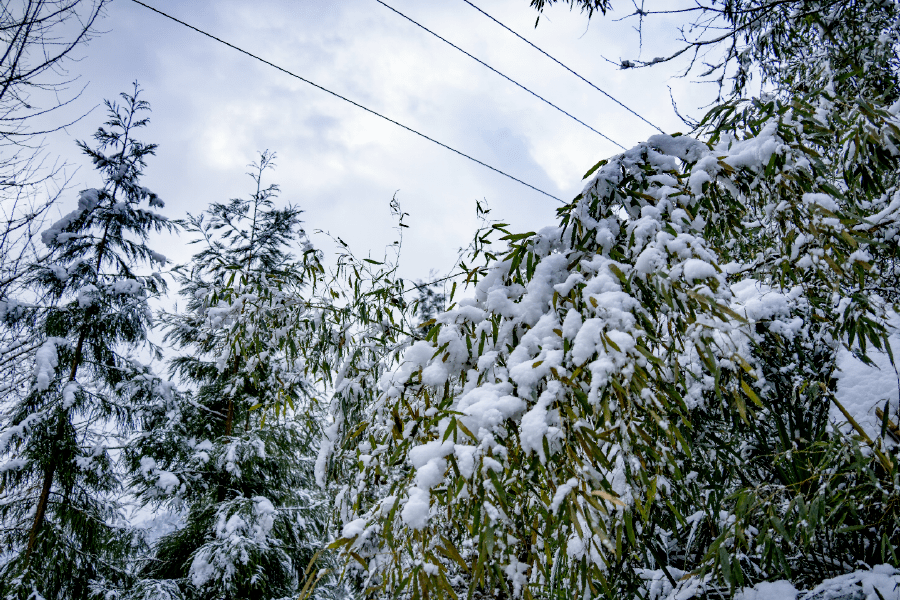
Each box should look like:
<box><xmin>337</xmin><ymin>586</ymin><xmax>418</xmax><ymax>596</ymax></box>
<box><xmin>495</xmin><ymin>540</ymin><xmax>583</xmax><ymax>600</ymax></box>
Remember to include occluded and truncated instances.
<box><xmin>528</xmin><ymin>0</ymin><xmax>611</xmax><ymax>19</ymax></box>
<box><xmin>3</xmin><ymin>3</ymin><xmax>900</xmax><ymax>600</ymax></box>
<box><xmin>540</xmin><ymin>0</ymin><xmax>900</xmax><ymax>103</ymax></box>
<box><xmin>327</xmin><ymin>1</ymin><xmax>900</xmax><ymax>599</ymax></box>
<box><xmin>0</xmin><ymin>84</ymin><xmax>172</xmax><ymax>599</ymax></box>
<box><xmin>124</xmin><ymin>153</ymin><xmax>338</xmax><ymax>600</ymax></box>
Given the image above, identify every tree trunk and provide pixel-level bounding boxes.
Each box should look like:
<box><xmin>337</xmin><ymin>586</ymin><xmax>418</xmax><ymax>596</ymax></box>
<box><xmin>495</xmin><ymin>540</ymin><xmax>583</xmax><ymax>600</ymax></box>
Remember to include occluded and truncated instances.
<box><xmin>23</xmin><ymin>320</ymin><xmax>88</xmax><ymax>563</ymax></box>
<box><xmin>24</xmin><ymin>453</ymin><xmax>55</xmax><ymax>563</ymax></box>
<box><xmin>225</xmin><ymin>397</ymin><xmax>234</xmax><ymax>437</ymax></box>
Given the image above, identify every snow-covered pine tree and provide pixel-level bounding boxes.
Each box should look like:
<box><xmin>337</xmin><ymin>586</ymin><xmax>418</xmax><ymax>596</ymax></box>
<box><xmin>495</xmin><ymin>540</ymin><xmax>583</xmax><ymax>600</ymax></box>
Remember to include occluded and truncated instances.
<box><xmin>126</xmin><ymin>152</ymin><xmax>336</xmax><ymax>600</ymax></box>
<box><xmin>0</xmin><ymin>84</ymin><xmax>172</xmax><ymax>599</ymax></box>
<box><xmin>328</xmin><ymin>2</ymin><xmax>900</xmax><ymax>599</ymax></box>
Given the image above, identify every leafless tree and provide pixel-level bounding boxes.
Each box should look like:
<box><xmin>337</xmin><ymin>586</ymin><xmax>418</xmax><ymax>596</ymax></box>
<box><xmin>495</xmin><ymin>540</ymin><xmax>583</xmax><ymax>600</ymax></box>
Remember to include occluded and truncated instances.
<box><xmin>0</xmin><ymin>0</ymin><xmax>109</xmax><ymax>402</ymax></box>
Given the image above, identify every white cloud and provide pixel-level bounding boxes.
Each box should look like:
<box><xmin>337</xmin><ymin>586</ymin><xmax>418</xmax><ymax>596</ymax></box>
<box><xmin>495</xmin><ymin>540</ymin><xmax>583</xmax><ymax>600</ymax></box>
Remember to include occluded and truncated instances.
<box><xmin>40</xmin><ymin>0</ymin><xmax>715</xmax><ymax>281</ymax></box>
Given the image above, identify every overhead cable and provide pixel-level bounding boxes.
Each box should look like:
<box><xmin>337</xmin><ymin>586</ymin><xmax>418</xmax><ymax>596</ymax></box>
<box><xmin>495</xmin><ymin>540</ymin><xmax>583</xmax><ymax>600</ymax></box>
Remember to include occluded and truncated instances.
<box><xmin>375</xmin><ymin>0</ymin><xmax>626</xmax><ymax>150</ymax></box>
<box><xmin>461</xmin><ymin>0</ymin><xmax>666</xmax><ymax>134</ymax></box>
<box><xmin>130</xmin><ymin>0</ymin><xmax>564</xmax><ymax>203</ymax></box>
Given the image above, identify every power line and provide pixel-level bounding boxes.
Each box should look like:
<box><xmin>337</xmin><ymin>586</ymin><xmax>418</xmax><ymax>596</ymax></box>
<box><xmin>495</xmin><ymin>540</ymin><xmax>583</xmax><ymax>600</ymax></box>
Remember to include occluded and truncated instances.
<box><xmin>375</xmin><ymin>0</ymin><xmax>626</xmax><ymax>150</ymax></box>
<box><xmin>461</xmin><ymin>0</ymin><xmax>666</xmax><ymax>134</ymax></box>
<box><xmin>129</xmin><ymin>0</ymin><xmax>564</xmax><ymax>203</ymax></box>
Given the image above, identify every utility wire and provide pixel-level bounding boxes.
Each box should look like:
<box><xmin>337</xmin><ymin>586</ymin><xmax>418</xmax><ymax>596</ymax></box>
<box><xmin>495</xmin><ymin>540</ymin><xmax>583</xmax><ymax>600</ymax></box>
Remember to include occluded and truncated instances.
<box><xmin>130</xmin><ymin>0</ymin><xmax>563</xmax><ymax>203</ymax></box>
<box><xmin>375</xmin><ymin>0</ymin><xmax>626</xmax><ymax>150</ymax></box>
<box><xmin>461</xmin><ymin>0</ymin><xmax>666</xmax><ymax>134</ymax></box>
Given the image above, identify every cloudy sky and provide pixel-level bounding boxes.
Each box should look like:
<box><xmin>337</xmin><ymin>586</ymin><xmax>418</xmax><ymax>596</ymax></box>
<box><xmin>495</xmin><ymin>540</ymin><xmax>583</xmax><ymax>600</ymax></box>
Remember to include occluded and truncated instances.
<box><xmin>42</xmin><ymin>0</ymin><xmax>718</xmax><ymax>290</ymax></box>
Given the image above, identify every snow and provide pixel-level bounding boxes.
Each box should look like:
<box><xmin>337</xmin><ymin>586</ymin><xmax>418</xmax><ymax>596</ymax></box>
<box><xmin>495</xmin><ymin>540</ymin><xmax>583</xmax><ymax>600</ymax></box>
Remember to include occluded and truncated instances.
<box><xmin>40</xmin><ymin>189</ymin><xmax>101</xmax><ymax>247</ymax></box>
<box><xmin>553</xmin><ymin>272</ymin><xmax>584</xmax><ymax>297</ymax></box>
<box><xmin>504</xmin><ymin>559</ymin><xmax>529</xmax><ymax>597</ymax></box>
<box><xmin>520</xmin><ymin>382</ymin><xmax>561</xmax><ymax>462</ymax></box>
<box><xmin>720</xmin><ymin>122</ymin><xmax>782</xmax><ymax>170</ymax></box>
<box><xmin>733</xmin><ymin>566</ymin><xmax>900</xmax><ymax>600</ymax></box>
<box><xmin>455</xmin><ymin>382</ymin><xmax>525</xmax><ymax>437</ymax></box>
<box><xmin>220</xmin><ymin>513</ymin><xmax>246</xmax><ymax>538</ymax></box>
<box><xmin>342</xmin><ymin>518</ymin><xmax>367</xmax><ymax>539</ymax></box>
<box><xmin>315</xmin><ymin>421</ymin><xmax>339</xmax><ymax>488</ymax></box>
<box><xmin>550</xmin><ymin>477</ymin><xmax>578</xmax><ymax>514</ymax></box>
<box><xmin>735</xmin><ymin>580</ymin><xmax>798</xmax><ymax>600</ymax></box>
<box><xmin>41</xmin><ymin>210</ymin><xmax>80</xmax><ymax>246</ymax></box>
<box><xmin>682</xmin><ymin>259</ymin><xmax>718</xmax><ymax>283</ymax></box>
<box><xmin>402</xmin><ymin>340</ymin><xmax>435</xmax><ymax>368</ymax></box>
<box><xmin>155</xmin><ymin>471</ymin><xmax>180</xmax><ymax>494</ymax></box>
<box><xmin>730</xmin><ymin>279</ymin><xmax>798</xmax><ymax>321</ymax></box>
<box><xmin>803</xmin><ymin>565</ymin><xmax>900</xmax><ymax>600</ymax></box>
<box><xmin>481</xmin><ymin>456</ymin><xmax>502</xmax><ymax>473</ymax></box>
<box><xmin>0</xmin><ymin>459</ymin><xmax>27</xmax><ymax>472</ymax></box>
<box><xmin>62</xmin><ymin>381</ymin><xmax>78</xmax><ymax>409</ymax></box>
<box><xmin>190</xmin><ymin>553</ymin><xmax>217</xmax><ymax>588</ymax></box>
<box><xmin>688</xmin><ymin>168</ymin><xmax>712</xmax><ymax>196</ymax></box>
<box><xmin>421</xmin><ymin>361</ymin><xmax>449</xmax><ymax>386</ymax></box>
<box><xmin>454</xmin><ymin>444</ymin><xmax>477</xmax><ymax>479</ymax></box>
<box><xmin>413</xmin><ymin>453</ymin><xmax>448</xmax><ymax>490</ymax></box>
<box><xmin>399</xmin><ymin>439</ymin><xmax>458</xmax><ymax>527</ymax></box>
<box><xmin>571</xmin><ymin>318</ymin><xmax>605</xmax><ymax>366</ymax></box>
<box><xmin>832</xmin><ymin>313</ymin><xmax>900</xmax><ymax>441</ymax></box>
<box><xmin>861</xmin><ymin>190</ymin><xmax>900</xmax><ymax>227</ymax></box>
<box><xmin>380</xmin><ymin>496</ymin><xmax>396</xmax><ymax>516</ymax></box>
<box><xmin>149</xmin><ymin>250</ymin><xmax>167</xmax><ymax>265</ymax></box>
<box><xmin>648</xmin><ymin>134</ymin><xmax>708</xmax><ymax>163</ymax></box>
<box><xmin>129</xmin><ymin>508</ymin><xmax>182</xmax><ymax>547</ymax></box>
<box><xmin>77</xmin><ymin>284</ymin><xmax>100</xmax><ymax>307</ymax></box>
<box><xmin>803</xmin><ymin>192</ymin><xmax>841</xmax><ymax>213</ymax></box>
<box><xmin>477</xmin><ymin>350</ymin><xmax>499</xmax><ymax>371</ymax></box>
<box><xmin>111</xmin><ymin>279</ymin><xmax>143</xmax><ymax>295</ymax></box>
<box><xmin>252</xmin><ymin>496</ymin><xmax>275</xmax><ymax>539</ymax></box>
<box><xmin>509</xmin><ymin>347</ymin><xmax>562</xmax><ymax>393</ymax></box>
<box><xmin>34</xmin><ymin>338</ymin><xmax>63</xmax><ymax>391</ymax></box>
<box><xmin>78</xmin><ymin>188</ymin><xmax>101</xmax><ymax>211</ymax></box>
<box><xmin>48</xmin><ymin>264</ymin><xmax>69</xmax><ymax>282</ymax></box>
<box><xmin>0</xmin><ymin>411</ymin><xmax>44</xmax><ymax>449</ymax></box>
<box><xmin>643</xmin><ymin>566</ymin><xmax>900</xmax><ymax>600</ymax></box>
<box><xmin>139</xmin><ymin>455</ymin><xmax>157</xmax><ymax>477</ymax></box>
<box><xmin>140</xmin><ymin>455</ymin><xmax>180</xmax><ymax>495</ymax></box>
<box><xmin>400</xmin><ymin>487</ymin><xmax>431</xmax><ymax>529</ymax></box>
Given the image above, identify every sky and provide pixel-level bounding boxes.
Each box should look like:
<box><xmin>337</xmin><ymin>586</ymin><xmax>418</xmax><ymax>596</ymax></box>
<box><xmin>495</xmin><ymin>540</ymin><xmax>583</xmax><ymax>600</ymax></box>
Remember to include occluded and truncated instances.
<box><xmin>40</xmin><ymin>0</ymin><xmax>719</xmax><ymax>292</ymax></box>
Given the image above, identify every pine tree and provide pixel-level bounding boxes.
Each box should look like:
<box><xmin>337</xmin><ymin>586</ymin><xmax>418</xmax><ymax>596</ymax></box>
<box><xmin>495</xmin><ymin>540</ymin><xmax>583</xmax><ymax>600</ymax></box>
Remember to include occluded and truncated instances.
<box><xmin>0</xmin><ymin>84</ymin><xmax>173</xmax><ymax>599</ymax></box>
<box><xmin>126</xmin><ymin>152</ymin><xmax>335</xmax><ymax>600</ymax></box>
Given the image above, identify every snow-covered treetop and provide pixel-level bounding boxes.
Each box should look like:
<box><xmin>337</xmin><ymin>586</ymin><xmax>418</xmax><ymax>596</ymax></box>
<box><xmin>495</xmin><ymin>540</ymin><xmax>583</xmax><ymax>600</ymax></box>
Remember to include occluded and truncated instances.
<box><xmin>35</xmin><ymin>84</ymin><xmax>173</xmax><ymax>312</ymax></box>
